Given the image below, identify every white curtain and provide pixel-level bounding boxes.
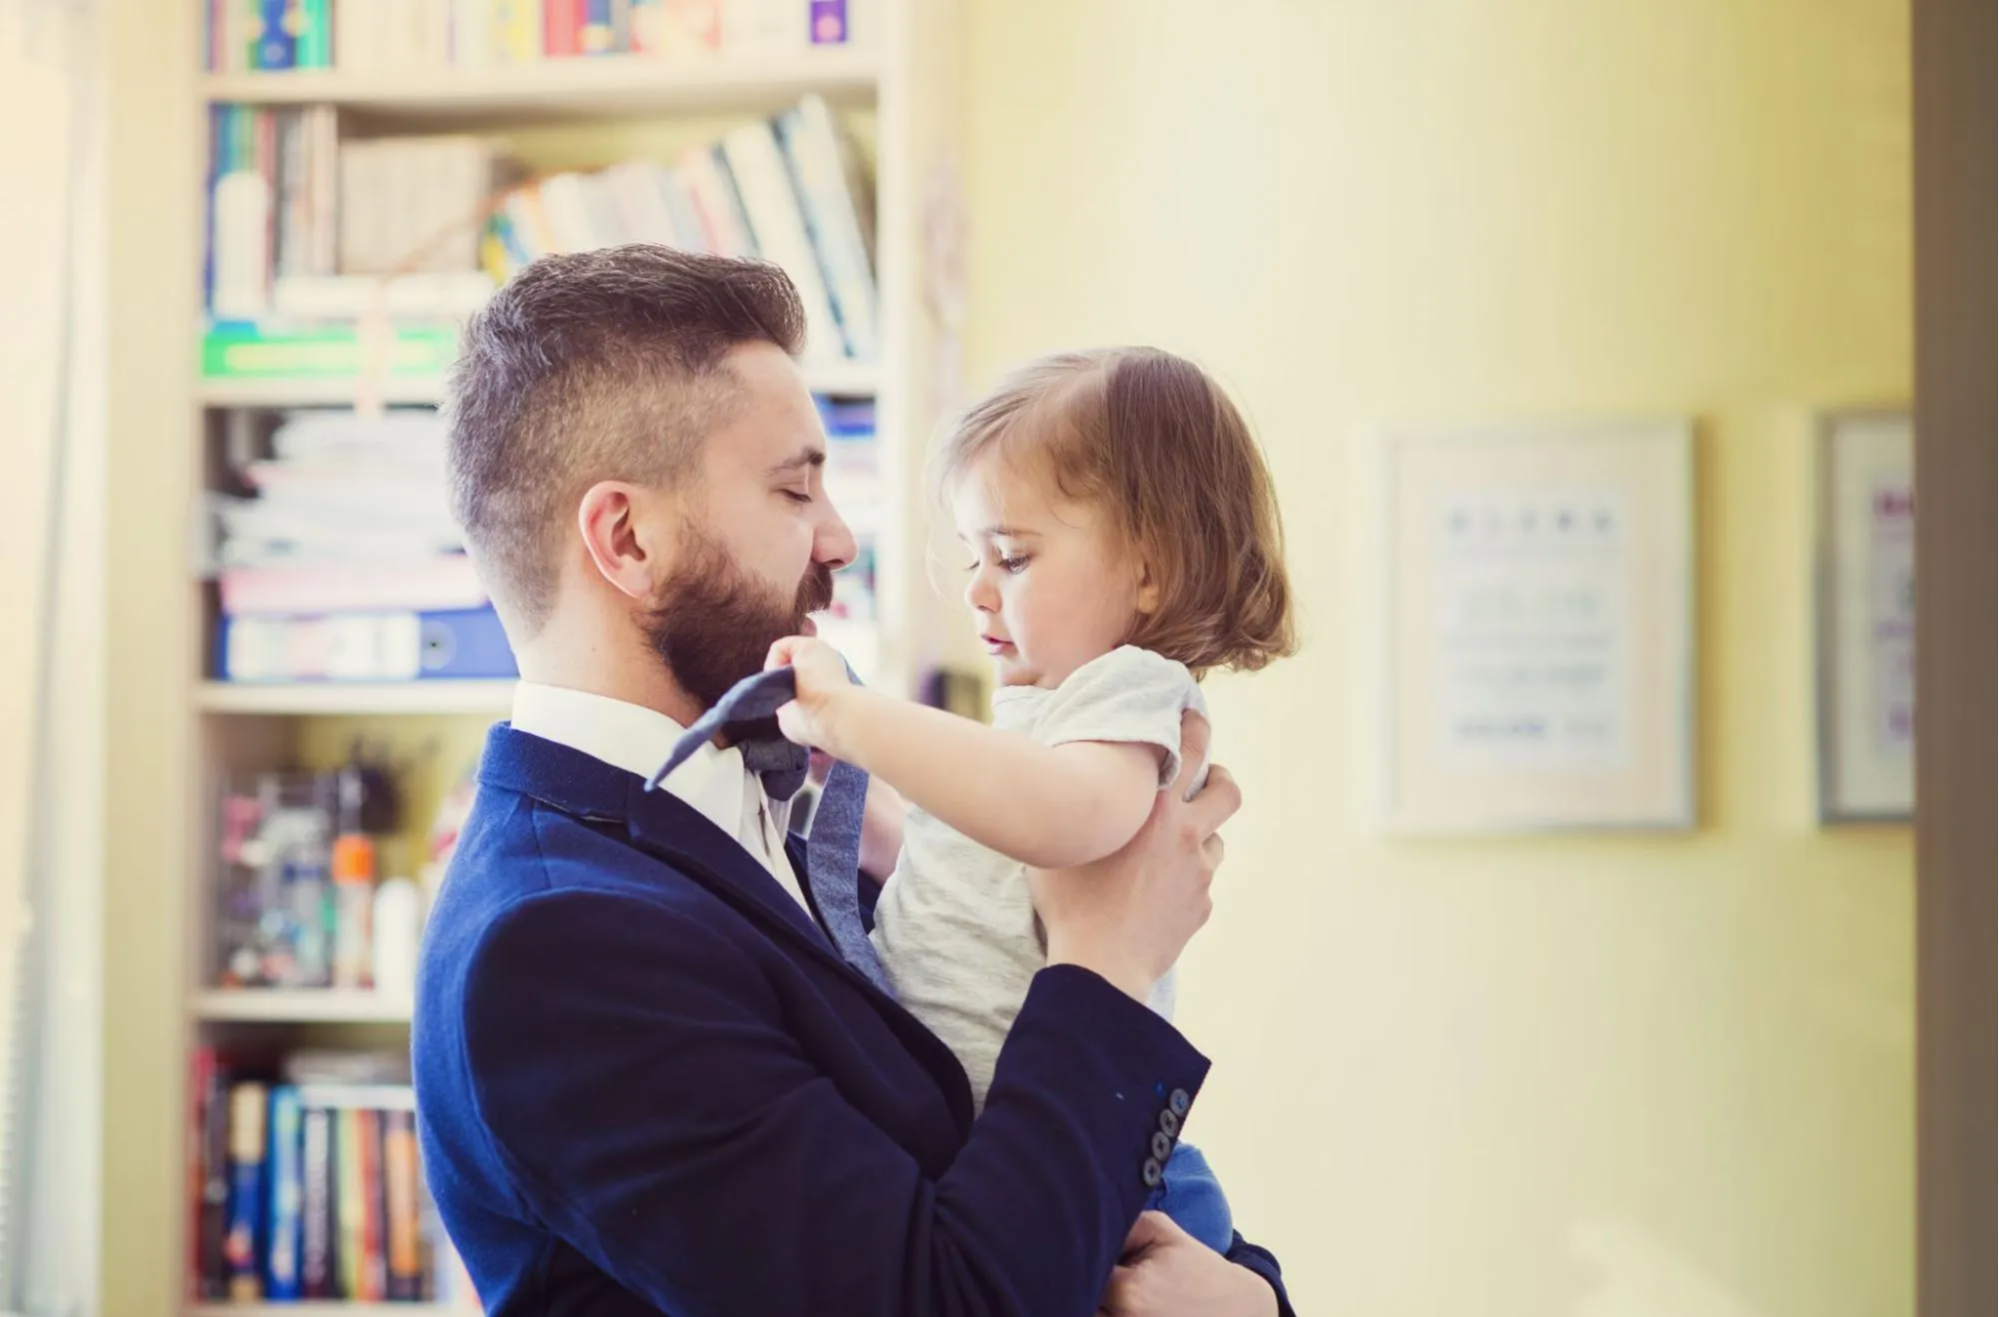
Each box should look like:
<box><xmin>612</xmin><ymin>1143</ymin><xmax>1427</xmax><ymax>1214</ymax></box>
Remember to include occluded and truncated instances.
<box><xmin>0</xmin><ymin>1</ymin><xmax>105</xmax><ymax>1313</ymax></box>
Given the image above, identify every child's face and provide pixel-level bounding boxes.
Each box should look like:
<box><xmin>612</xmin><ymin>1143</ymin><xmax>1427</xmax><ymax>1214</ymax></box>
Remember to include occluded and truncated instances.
<box><xmin>952</xmin><ymin>452</ymin><xmax>1152</xmax><ymax>689</ymax></box>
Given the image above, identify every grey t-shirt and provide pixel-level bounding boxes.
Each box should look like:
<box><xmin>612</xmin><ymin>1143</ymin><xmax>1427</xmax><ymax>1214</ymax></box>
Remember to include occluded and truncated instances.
<box><xmin>870</xmin><ymin>645</ymin><xmax>1207</xmax><ymax>1112</ymax></box>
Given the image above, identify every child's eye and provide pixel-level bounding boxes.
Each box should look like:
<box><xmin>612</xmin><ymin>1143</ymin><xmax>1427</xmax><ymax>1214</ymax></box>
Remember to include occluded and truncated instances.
<box><xmin>998</xmin><ymin>555</ymin><xmax>1030</xmax><ymax>575</ymax></box>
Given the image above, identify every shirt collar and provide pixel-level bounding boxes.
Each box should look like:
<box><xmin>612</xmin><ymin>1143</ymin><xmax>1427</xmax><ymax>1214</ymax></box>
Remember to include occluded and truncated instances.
<box><xmin>510</xmin><ymin>681</ymin><xmax>748</xmax><ymax>846</ymax></box>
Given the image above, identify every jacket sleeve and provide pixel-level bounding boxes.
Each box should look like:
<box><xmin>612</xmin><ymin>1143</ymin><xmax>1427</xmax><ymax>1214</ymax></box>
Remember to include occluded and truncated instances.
<box><xmin>459</xmin><ymin>888</ymin><xmax>1211</xmax><ymax>1317</ymax></box>
<box><xmin>1225</xmin><ymin>1232</ymin><xmax>1297</xmax><ymax>1317</ymax></box>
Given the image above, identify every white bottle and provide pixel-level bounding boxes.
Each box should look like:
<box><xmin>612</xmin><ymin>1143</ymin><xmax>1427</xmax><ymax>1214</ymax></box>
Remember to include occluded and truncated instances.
<box><xmin>372</xmin><ymin>877</ymin><xmax>421</xmax><ymax>1001</ymax></box>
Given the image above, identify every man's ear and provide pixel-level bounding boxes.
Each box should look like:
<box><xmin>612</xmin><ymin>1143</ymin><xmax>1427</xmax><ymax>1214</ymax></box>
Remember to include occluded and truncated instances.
<box><xmin>577</xmin><ymin>481</ymin><xmax>669</xmax><ymax>602</ymax></box>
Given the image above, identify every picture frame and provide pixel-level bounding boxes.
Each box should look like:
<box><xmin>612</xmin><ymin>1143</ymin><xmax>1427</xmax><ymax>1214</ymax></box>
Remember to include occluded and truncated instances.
<box><xmin>1814</xmin><ymin>407</ymin><xmax>1915</xmax><ymax>823</ymax></box>
<box><xmin>1378</xmin><ymin>417</ymin><xmax>1697</xmax><ymax>835</ymax></box>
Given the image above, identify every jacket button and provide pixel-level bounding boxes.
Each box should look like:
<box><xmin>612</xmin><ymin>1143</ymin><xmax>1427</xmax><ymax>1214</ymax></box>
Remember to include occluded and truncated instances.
<box><xmin>1168</xmin><ymin>1088</ymin><xmax>1191</xmax><ymax>1118</ymax></box>
<box><xmin>1142</xmin><ymin>1157</ymin><xmax>1163</xmax><ymax>1188</ymax></box>
<box><xmin>1151</xmin><ymin>1130</ymin><xmax>1173</xmax><ymax>1161</ymax></box>
<box><xmin>1158</xmin><ymin>1108</ymin><xmax>1181</xmax><ymax>1140</ymax></box>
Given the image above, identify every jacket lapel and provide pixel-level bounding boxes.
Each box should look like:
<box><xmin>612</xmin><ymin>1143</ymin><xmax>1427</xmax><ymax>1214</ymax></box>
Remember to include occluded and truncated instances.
<box><xmin>482</xmin><ymin>724</ymin><xmax>892</xmax><ymax>1001</ymax></box>
<box><xmin>481</xmin><ymin>724</ymin><xmax>974</xmax><ymax>1130</ymax></box>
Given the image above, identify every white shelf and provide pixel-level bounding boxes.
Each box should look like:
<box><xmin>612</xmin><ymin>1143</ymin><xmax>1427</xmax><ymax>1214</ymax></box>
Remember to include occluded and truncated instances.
<box><xmin>188</xmin><ymin>1306</ymin><xmax>459</xmax><ymax>1317</ymax></box>
<box><xmin>203</xmin><ymin>48</ymin><xmax>881</xmax><ymax>120</ymax></box>
<box><xmin>199</xmin><ymin>359</ymin><xmax>876</xmax><ymax>409</ymax></box>
<box><xmin>196</xmin><ymin>680</ymin><xmax>517</xmax><ymax>716</ymax></box>
<box><xmin>803</xmin><ymin>358</ymin><xmax>881</xmax><ymax>397</ymax></box>
<box><xmin>198</xmin><ymin>376</ymin><xmax>453</xmax><ymax>408</ymax></box>
<box><xmin>190</xmin><ymin>989</ymin><xmax>415</xmax><ymax>1024</ymax></box>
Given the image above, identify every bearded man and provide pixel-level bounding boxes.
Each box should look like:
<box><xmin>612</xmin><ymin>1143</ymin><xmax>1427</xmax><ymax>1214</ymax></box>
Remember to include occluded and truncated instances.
<box><xmin>412</xmin><ymin>246</ymin><xmax>1293</xmax><ymax>1317</ymax></box>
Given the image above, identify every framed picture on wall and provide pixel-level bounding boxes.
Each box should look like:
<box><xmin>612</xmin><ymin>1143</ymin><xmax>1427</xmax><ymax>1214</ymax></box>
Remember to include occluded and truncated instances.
<box><xmin>1814</xmin><ymin>408</ymin><xmax>1914</xmax><ymax>823</ymax></box>
<box><xmin>1378</xmin><ymin>417</ymin><xmax>1696</xmax><ymax>835</ymax></box>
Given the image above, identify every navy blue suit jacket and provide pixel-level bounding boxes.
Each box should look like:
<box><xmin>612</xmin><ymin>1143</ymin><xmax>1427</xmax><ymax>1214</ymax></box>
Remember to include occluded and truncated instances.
<box><xmin>414</xmin><ymin>726</ymin><xmax>1293</xmax><ymax>1316</ymax></box>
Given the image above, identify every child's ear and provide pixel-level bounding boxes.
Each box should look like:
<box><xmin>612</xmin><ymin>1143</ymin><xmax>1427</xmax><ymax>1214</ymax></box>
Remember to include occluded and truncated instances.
<box><xmin>1134</xmin><ymin>556</ymin><xmax>1161</xmax><ymax>616</ymax></box>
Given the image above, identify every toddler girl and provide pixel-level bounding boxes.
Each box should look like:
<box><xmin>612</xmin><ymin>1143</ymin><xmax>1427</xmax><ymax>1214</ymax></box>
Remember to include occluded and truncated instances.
<box><xmin>772</xmin><ymin>346</ymin><xmax>1294</xmax><ymax>1252</ymax></box>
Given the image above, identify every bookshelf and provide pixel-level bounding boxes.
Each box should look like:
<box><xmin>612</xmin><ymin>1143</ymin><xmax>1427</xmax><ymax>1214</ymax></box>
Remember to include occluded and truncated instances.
<box><xmin>119</xmin><ymin>2</ymin><xmax>968</xmax><ymax>1312</ymax></box>
<box><xmin>196</xmin><ymin>356</ymin><xmax>879</xmax><ymax>408</ymax></box>
<box><xmin>188</xmin><ymin>1305</ymin><xmax>455</xmax><ymax>1317</ymax></box>
<box><xmin>190</xmin><ymin>989</ymin><xmax>415</xmax><ymax>1024</ymax></box>
<box><xmin>201</xmin><ymin>46</ymin><xmax>882</xmax><ymax>119</ymax></box>
<box><xmin>194</xmin><ymin>680</ymin><xmax>519</xmax><ymax>716</ymax></box>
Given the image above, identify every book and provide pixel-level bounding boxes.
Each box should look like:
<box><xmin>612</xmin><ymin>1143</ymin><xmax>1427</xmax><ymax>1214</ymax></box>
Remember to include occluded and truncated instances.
<box><xmin>299</xmin><ymin>0</ymin><xmax>333</xmax><ymax>67</ymax></box>
<box><xmin>299</xmin><ymin>1104</ymin><xmax>339</xmax><ymax>1299</ymax></box>
<box><xmin>356</xmin><ymin>1108</ymin><xmax>388</xmax><ymax>1302</ymax></box>
<box><xmin>382</xmin><ymin>1109</ymin><xmax>424</xmax><ymax>1300</ymax></box>
<box><xmin>220</xmin><ymin>557</ymin><xmax>489</xmax><ymax>618</ymax></box>
<box><xmin>775</xmin><ymin>93</ymin><xmax>878</xmax><ymax>359</ymax></box>
<box><xmin>254</xmin><ymin>0</ymin><xmax>299</xmax><ymax>69</ymax></box>
<box><xmin>201</xmin><ymin>323</ymin><xmax>462</xmax><ymax>380</ymax></box>
<box><xmin>223</xmin><ymin>1081</ymin><xmax>270</xmax><ymax>1301</ymax></box>
<box><xmin>217</xmin><ymin>606</ymin><xmax>520</xmax><ymax>683</ymax></box>
<box><xmin>809</xmin><ymin>0</ymin><xmax>849</xmax><ymax>44</ymax></box>
<box><xmin>720</xmin><ymin>119</ymin><xmax>844</xmax><ymax>359</ymax></box>
<box><xmin>494</xmin><ymin>0</ymin><xmax>545</xmax><ymax>61</ymax></box>
<box><xmin>631</xmin><ymin>0</ymin><xmax>720</xmax><ymax>55</ymax></box>
<box><xmin>678</xmin><ymin>145</ymin><xmax>759</xmax><ymax>258</ymax></box>
<box><xmin>545</xmin><ymin>0</ymin><xmax>582</xmax><ymax>57</ymax></box>
<box><xmin>265</xmin><ymin>1085</ymin><xmax>305</xmax><ymax>1299</ymax></box>
<box><xmin>190</xmin><ymin>1049</ymin><xmax>233</xmax><ymax>1298</ymax></box>
<box><xmin>335</xmin><ymin>1108</ymin><xmax>365</xmax><ymax>1300</ymax></box>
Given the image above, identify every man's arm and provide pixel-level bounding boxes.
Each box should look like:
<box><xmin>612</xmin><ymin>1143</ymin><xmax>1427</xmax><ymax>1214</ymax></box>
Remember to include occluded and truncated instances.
<box><xmin>462</xmin><ymin>890</ymin><xmax>1207</xmax><ymax>1317</ymax></box>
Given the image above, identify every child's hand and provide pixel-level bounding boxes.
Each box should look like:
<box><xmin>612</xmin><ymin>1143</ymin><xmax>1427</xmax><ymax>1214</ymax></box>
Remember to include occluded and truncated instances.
<box><xmin>765</xmin><ymin>635</ymin><xmax>859</xmax><ymax>757</ymax></box>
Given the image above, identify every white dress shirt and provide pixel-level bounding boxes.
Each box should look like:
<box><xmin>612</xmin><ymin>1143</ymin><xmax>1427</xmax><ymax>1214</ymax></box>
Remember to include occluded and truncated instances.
<box><xmin>509</xmin><ymin>682</ymin><xmax>809</xmax><ymax>913</ymax></box>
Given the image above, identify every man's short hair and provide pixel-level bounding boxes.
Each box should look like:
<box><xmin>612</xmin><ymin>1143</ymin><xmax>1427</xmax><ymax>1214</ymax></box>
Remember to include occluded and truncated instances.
<box><xmin>447</xmin><ymin>245</ymin><xmax>805</xmax><ymax>635</ymax></box>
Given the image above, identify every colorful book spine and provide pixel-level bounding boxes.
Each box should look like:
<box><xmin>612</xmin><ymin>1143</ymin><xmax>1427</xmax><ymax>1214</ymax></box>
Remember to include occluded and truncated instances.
<box><xmin>265</xmin><ymin>1086</ymin><xmax>305</xmax><ymax>1299</ymax></box>
<box><xmin>495</xmin><ymin>0</ymin><xmax>545</xmax><ymax>61</ymax></box>
<box><xmin>382</xmin><ymin>1110</ymin><xmax>423</xmax><ymax>1300</ymax></box>
<box><xmin>220</xmin><ymin>556</ymin><xmax>489</xmax><ymax>618</ymax></box>
<box><xmin>580</xmin><ymin>0</ymin><xmax>616</xmax><ymax>53</ymax></box>
<box><xmin>217</xmin><ymin>607</ymin><xmax>520</xmax><ymax>684</ymax></box>
<box><xmin>200</xmin><ymin>323</ymin><xmax>462</xmax><ymax>380</ymax></box>
<box><xmin>719</xmin><ymin>121</ymin><xmax>844</xmax><ymax>359</ymax></box>
<box><xmin>197</xmin><ymin>1056</ymin><xmax>234</xmax><ymax>1296</ymax></box>
<box><xmin>775</xmin><ymin>95</ymin><xmax>878</xmax><ymax>360</ymax></box>
<box><xmin>300</xmin><ymin>1104</ymin><xmax>339</xmax><ymax>1299</ymax></box>
<box><xmin>298</xmin><ymin>0</ymin><xmax>333</xmax><ymax>67</ymax></box>
<box><xmin>254</xmin><ymin>0</ymin><xmax>299</xmax><ymax>69</ymax></box>
<box><xmin>357</xmin><ymin>1109</ymin><xmax>388</xmax><ymax>1301</ymax></box>
<box><xmin>335</xmin><ymin>1108</ymin><xmax>365</xmax><ymax>1300</ymax></box>
<box><xmin>809</xmin><ymin>0</ymin><xmax>849</xmax><ymax>44</ymax></box>
<box><xmin>223</xmin><ymin>1081</ymin><xmax>269</xmax><ymax>1301</ymax></box>
<box><xmin>545</xmin><ymin>0</ymin><xmax>582</xmax><ymax>57</ymax></box>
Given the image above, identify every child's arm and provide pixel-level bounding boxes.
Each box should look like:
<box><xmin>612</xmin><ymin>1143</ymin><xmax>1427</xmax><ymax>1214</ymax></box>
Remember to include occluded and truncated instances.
<box><xmin>769</xmin><ymin>638</ymin><xmax>1161</xmax><ymax>870</ymax></box>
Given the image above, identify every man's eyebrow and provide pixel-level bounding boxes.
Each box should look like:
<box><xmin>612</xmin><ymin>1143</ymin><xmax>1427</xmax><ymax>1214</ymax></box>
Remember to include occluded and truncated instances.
<box><xmin>768</xmin><ymin>446</ymin><xmax>826</xmax><ymax>475</ymax></box>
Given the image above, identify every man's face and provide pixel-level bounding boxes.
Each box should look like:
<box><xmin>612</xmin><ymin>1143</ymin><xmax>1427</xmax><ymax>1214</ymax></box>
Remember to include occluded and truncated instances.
<box><xmin>642</xmin><ymin>342</ymin><xmax>856</xmax><ymax>711</ymax></box>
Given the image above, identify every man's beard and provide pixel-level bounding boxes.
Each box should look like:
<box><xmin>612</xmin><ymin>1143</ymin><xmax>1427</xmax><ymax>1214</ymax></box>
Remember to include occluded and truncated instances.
<box><xmin>642</xmin><ymin>525</ymin><xmax>835</xmax><ymax>723</ymax></box>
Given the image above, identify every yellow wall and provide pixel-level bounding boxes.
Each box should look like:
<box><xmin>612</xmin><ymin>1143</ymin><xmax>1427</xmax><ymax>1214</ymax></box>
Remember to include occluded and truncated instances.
<box><xmin>961</xmin><ymin>2</ymin><xmax>1913</xmax><ymax>1314</ymax></box>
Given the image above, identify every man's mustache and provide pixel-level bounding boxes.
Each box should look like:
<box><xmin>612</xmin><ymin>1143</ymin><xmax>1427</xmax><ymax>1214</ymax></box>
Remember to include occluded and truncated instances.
<box><xmin>796</xmin><ymin>562</ymin><xmax>835</xmax><ymax>616</ymax></box>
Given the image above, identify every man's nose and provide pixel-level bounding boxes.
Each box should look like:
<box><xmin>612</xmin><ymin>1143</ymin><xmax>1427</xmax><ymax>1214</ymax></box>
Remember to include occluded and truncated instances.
<box><xmin>815</xmin><ymin>504</ymin><xmax>858</xmax><ymax>571</ymax></box>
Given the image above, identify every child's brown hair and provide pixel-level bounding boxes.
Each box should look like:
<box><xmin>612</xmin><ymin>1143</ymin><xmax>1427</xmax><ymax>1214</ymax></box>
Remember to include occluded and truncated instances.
<box><xmin>936</xmin><ymin>347</ymin><xmax>1295</xmax><ymax>677</ymax></box>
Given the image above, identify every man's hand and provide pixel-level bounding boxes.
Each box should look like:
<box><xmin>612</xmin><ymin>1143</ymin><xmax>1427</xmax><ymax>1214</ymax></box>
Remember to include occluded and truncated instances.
<box><xmin>1031</xmin><ymin>712</ymin><xmax>1239</xmax><ymax>1003</ymax></box>
<box><xmin>765</xmin><ymin>635</ymin><xmax>862</xmax><ymax>758</ymax></box>
<box><xmin>1099</xmin><ymin>1213</ymin><xmax>1278</xmax><ymax>1317</ymax></box>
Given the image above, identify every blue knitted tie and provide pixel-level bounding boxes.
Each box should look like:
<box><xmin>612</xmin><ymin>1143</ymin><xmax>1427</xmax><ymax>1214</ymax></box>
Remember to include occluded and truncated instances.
<box><xmin>647</xmin><ymin>667</ymin><xmax>891</xmax><ymax>993</ymax></box>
